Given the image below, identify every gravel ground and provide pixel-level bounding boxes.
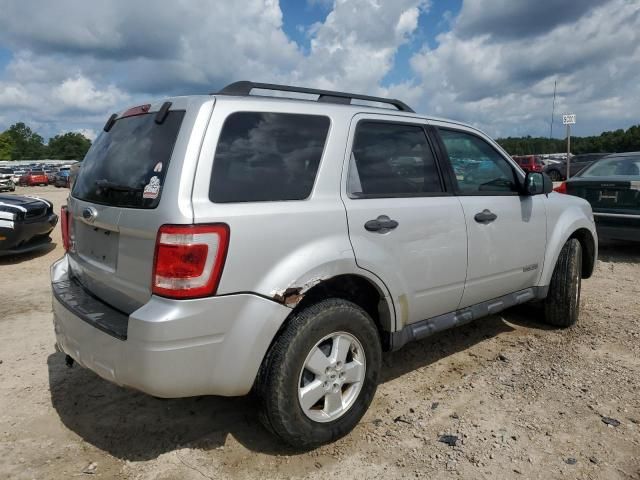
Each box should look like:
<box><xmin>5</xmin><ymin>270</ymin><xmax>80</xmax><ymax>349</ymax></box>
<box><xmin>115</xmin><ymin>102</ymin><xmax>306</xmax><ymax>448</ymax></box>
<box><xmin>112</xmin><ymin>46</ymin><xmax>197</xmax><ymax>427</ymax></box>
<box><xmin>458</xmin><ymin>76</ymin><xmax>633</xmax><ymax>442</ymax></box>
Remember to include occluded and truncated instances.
<box><xmin>0</xmin><ymin>185</ymin><xmax>638</xmax><ymax>479</ymax></box>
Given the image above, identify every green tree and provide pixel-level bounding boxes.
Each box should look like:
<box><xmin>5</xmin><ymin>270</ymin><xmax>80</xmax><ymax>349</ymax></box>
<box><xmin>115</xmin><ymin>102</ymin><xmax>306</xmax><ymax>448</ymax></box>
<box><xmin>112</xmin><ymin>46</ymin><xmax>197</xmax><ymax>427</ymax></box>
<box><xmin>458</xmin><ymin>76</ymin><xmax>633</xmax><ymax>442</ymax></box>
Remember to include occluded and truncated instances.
<box><xmin>47</xmin><ymin>132</ymin><xmax>92</xmax><ymax>160</ymax></box>
<box><xmin>497</xmin><ymin>124</ymin><xmax>640</xmax><ymax>156</ymax></box>
<box><xmin>0</xmin><ymin>132</ymin><xmax>13</xmax><ymax>160</ymax></box>
<box><xmin>4</xmin><ymin>122</ymin><xmax>45</xmax><ymax>160</ymax></box>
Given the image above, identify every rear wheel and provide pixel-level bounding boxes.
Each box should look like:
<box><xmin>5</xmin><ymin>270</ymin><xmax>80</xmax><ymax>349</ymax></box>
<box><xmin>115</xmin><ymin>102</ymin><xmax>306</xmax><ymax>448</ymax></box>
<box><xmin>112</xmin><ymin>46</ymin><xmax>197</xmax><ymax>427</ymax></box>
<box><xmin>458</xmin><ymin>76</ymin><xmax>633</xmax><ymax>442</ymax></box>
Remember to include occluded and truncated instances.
<box><xmin>543</xmin><ymin>238</ymin><xmax>582</xmax><ymax>327</ymax></box>
<box><xmin>256</xmin><ymin>298</ymin><xmax>381</xmax><ymax>447</ymax></box>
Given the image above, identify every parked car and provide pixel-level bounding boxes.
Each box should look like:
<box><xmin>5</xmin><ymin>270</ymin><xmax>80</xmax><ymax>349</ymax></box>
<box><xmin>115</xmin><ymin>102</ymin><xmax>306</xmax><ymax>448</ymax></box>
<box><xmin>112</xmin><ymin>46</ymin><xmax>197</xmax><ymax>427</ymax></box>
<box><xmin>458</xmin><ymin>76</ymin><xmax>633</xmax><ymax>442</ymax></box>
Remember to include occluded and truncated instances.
<box><xmin>51</xmin><ymin>81</ymin><xmax>597</xmax><ymax>447</ymax></box>
<box><xmin>19</xmin><ymin>170</ymin><xmax>49</xmax><ymax>186</ymax></box>
<box><xmin>11</xmin><ymin>169</ymin><xmax>26</xmax><ymax>184</ymax></box>
<box><xmin>0</xmin><ymin>194</ymin><xmax>58</xmax><ymax>255</ymax></box>
<box><xmin>555</xmin><ymin>152</ymin><xmax>640</xmax><ymax>242</ymax></box>
<box><xmin>46</xmin><ymin>168</ymin><xmax>59</xmax><ymax>183</ymax></box>
<box><xmin>513</xmin><ymin>155</ymin><xmax>544</xmax><ymax>173</ymax></box>
<box><xmin>0</xmin><ymin>167</ymin><xmax>16</xmax><ymax>192</ymax></box>
<box><xmin>54</xmin><ymin>170</ymin><xmax>71</xmax><ymax>188</ymax></box>
<box><xmin>544</xmin><ymin>153</ymin><xmax>610</xmax><ymax>181</ymax></box>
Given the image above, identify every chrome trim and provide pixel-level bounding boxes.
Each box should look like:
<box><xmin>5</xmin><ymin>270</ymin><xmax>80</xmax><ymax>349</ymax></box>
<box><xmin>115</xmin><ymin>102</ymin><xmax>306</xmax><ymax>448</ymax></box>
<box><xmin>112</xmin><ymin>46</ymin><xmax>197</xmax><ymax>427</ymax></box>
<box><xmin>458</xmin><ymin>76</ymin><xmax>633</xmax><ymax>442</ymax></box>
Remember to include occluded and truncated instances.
<box><xmin>593</xmin><ymin>212</ymin><xmax>639</xmax><ymax>219</ymax></box>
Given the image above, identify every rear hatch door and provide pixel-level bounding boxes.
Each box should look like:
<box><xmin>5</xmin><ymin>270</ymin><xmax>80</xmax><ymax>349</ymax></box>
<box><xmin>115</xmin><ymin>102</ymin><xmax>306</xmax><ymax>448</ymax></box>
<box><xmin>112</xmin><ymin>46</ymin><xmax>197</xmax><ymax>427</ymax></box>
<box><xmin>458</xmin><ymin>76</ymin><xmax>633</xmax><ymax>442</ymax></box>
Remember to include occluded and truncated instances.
<box><xmin>67</xmin><ymin>97</ymin><xmax>214</xmax><ymax>314</ymax></box>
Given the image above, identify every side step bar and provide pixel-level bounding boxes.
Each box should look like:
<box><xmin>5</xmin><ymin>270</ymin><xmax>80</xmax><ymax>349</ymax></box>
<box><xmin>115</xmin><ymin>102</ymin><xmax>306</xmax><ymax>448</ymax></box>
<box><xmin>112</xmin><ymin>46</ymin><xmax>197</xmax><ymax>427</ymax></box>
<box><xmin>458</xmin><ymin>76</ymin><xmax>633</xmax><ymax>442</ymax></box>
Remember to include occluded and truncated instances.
<box><xmin>389</xmin><ymin>286</ymin><xmax>548</xmax><ymax>351</ymax></box>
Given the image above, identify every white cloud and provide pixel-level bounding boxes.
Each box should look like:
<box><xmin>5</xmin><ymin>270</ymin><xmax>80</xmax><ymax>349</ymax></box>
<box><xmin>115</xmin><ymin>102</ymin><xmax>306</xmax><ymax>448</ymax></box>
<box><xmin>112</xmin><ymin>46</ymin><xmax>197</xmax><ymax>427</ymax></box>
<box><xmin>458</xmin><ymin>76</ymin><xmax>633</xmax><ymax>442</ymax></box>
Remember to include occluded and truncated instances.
<box><xmin>75</xmin><ymin>128</ymin><xmax>97</xmax><ymax>141</ymax></box>
<box><xmin>54</xmin><ymin>76</ymin><xmax>129</xmax><ymax>113</ymax></box>
<box><xmin>0</xmin><ymin>0</ymin><xmax>637</xmax><ymax>140</ymax></box>
<box><xmin>291</xmin><ymin>0</ymin><xmax>428</xmax><ymax>93</ymax></box>
<box><xmin>409</xmin><ymin>0</ymin><xmax>640</xmax><ymax>137</ymax></box>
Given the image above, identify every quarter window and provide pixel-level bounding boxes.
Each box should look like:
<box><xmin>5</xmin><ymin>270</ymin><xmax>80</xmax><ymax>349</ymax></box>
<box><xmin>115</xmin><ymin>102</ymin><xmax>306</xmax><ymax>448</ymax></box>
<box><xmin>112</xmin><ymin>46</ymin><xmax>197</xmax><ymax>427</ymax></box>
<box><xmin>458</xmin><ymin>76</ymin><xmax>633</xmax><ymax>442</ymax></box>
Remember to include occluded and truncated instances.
<box><xmin>348</xmin><ymin>122</ymin><xmax>443</xmax><ymax>198</ymax></box>
<box><xmin>210</xmin><ymin>112</ymin><xmax>330</xmax><ymax>203</ymax></box>
<box><xmin>439</xmin><ymin>129</ymin><xmax>518</xmax><ymax>194</ymax></box>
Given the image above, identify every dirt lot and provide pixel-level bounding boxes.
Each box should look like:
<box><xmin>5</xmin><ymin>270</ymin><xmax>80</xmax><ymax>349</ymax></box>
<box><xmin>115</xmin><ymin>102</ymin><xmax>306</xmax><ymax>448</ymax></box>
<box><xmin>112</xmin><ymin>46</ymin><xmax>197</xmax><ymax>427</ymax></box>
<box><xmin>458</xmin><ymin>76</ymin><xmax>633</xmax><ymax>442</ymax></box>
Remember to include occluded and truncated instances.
<box><xmin>1</xmin><ymin>185</ymin><xmax>638</xmax><ymax>480</ymax></box>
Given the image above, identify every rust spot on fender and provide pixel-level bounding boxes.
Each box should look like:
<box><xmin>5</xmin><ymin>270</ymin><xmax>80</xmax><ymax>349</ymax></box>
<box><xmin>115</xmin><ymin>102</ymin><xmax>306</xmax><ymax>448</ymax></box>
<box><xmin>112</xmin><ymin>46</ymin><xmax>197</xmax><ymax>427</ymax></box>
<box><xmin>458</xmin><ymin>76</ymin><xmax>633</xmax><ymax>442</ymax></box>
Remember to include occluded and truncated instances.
<box><xmin>272</xmin><ymin>287</ymin><xmax>304</xmax><ymax>307</ymax></box>
<box><xmin>271</xmin><ymin>277</ymin><xmax>324</xmax><ymax>307</ymax></box>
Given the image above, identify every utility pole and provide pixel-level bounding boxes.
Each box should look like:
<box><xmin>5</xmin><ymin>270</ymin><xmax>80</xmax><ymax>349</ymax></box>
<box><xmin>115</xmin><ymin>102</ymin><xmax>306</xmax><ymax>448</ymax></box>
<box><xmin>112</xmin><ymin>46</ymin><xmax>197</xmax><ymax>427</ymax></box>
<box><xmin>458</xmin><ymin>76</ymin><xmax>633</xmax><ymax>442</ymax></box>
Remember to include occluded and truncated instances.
<box><xmin>563</xmin><ymin>114</ymin><xmax>576</xmax><ymax>179</ymax></box>
<box><xmin>550</xmin><ymin>80</ymin><xmax>557</xmax><ymax>139</ymax></box>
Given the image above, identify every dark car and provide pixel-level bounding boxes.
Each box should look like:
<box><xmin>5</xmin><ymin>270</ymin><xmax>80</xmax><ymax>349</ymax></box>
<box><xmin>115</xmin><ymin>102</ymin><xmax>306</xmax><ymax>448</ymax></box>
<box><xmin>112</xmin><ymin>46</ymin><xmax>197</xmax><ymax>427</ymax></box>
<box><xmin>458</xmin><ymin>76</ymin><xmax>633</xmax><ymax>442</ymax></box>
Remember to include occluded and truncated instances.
<box><xmin>555</xmin><ymin>152</ymin><xmax>640</xmax><ymax>242</ymax></box>
<box><xmin>46</xmin><ymin>168</ymin><xmax>59</xmax><ymax>183</ymax></box>
<box><xmin>54</xmin><ymin>169</ymin><xmax>71</xmax><ymax>188</ymax></box>
<box><xmin>0</xmin><ymin>194</ymin><xmax>58</xmax><ymax>255</ymax></box>
<box><xmin>544</xmin><ymin>153</ymin><xmax>610</xmax><ymax>181</ymax></box>
<box><xmin>513</xmin><ymin>155</ymin><xmax>544</xmax><ymax>173</ymax></box>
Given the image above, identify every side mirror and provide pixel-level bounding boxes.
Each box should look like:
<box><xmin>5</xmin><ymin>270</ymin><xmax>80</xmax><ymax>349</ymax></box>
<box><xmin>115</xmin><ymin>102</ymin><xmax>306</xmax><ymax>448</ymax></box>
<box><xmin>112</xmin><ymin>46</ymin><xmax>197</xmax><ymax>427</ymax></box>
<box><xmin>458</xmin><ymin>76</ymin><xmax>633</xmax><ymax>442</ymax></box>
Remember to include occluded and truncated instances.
<box><xmin>522</xmin><ymin>172</ymin><xmax>550</xmax><ymax>195</ymax></box>
<box><xmin>542</xmin><ymin>172</ymin><xmax>553</xmax><ymax>194</ymax></box>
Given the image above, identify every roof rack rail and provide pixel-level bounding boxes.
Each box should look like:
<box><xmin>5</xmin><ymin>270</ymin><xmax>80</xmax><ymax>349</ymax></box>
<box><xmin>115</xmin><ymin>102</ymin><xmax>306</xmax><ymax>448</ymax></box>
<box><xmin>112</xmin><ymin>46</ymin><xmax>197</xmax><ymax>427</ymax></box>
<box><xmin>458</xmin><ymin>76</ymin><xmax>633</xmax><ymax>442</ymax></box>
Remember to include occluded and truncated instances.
<box><xmin>213</xmin><ymin>81</ymin><xmax>415</xmax><ymax>113</ymax></box>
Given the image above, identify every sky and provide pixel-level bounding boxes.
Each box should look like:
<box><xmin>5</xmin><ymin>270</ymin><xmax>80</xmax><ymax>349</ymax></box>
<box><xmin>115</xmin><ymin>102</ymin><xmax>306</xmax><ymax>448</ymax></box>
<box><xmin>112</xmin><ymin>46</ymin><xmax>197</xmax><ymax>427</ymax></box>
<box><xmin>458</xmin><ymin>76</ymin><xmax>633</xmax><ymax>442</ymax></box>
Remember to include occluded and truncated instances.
<box><xmin>0</xmin><ymin>0</ymin><xmax>638</xmax><ymax>142</ymax></box>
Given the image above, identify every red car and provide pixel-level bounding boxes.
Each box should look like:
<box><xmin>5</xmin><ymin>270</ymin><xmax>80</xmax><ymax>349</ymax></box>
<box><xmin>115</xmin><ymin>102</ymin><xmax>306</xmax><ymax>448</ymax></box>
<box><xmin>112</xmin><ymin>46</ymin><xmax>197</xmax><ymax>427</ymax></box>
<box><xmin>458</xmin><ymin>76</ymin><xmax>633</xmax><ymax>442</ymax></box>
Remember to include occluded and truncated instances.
<box><xmin>513</xmin><ymin>155</ymin><xmax>544</xmax><ymax>173</ymax></box>
<box><xmin>19</xmin><ymin>170</ymin><xmax>49</xmax><ymax>186</ymax></box>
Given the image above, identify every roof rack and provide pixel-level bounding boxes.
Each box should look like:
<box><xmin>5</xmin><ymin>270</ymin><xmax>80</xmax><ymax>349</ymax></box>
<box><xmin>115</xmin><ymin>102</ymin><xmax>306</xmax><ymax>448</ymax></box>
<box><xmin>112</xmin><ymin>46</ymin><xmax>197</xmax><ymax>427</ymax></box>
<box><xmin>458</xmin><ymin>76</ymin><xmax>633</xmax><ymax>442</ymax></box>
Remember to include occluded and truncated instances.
<box><xmin>213</xmin><ymin>81</ymin><xmax>415</xmax><ymax>113</ymax></box>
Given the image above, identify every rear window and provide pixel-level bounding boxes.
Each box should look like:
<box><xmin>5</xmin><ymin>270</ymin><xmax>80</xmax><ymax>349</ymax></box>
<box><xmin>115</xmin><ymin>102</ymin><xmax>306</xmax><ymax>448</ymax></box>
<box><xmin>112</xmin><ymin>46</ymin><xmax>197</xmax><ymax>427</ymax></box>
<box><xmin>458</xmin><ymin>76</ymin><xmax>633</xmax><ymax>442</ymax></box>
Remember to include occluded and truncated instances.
<box><xmin>581</xmin><ymin>156</ymin><xmax>640</xmax><ymax>178</ymax></box>
<box><xmin>32</xmin><ymin>171</ymin><xmax>45</xmax><ymax>175</ymax></box>
<box><xmin>72</xmin><ymin>111</ymin><xmax>185</xmax><ymax>208</ymax></box>
<box><xmin>210</xmin><ymin>112</ymin><xmax>330</xmax><ymax>203</ymax></box>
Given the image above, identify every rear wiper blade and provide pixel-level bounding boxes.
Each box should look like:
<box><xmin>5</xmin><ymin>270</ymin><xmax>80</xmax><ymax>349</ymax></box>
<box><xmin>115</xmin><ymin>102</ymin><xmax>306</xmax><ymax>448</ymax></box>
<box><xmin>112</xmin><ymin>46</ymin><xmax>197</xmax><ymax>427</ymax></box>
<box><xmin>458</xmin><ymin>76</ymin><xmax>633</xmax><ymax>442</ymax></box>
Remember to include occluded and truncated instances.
<box><xmin>95</xmin><ymin>179</ymin><xmax>143</xmax><ymax>192</ymax></box>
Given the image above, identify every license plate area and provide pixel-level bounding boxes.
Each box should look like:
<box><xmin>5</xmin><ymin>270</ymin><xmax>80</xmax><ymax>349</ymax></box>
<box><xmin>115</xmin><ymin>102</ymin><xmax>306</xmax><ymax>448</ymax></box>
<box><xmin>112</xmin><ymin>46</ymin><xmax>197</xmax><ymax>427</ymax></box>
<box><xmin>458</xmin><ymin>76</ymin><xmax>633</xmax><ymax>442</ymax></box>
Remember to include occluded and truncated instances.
<box><xmin>75</xmin><ymin>223</ymin><xmax>119</xmax><ymax>270</ymax></box>
<box><xmin>598</xmin><ymin>190</ymin><xmax>619</xmax><ymax>202</ymax></box>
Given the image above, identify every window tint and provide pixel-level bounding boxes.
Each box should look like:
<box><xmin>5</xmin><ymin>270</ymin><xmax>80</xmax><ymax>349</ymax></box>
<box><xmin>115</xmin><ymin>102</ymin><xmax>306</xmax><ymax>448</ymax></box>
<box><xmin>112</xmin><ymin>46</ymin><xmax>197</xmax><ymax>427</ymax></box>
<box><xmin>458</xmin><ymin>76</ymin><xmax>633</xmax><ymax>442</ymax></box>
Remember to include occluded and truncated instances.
<box><xmin>439</xmin><ymin>129</ymin><xmax>518</xmax><ymax>194</ymax></box>
<box><xmin>73</xmin><ymin>111</ymin><xmax>185</xmax><ymax>208</ymax></box>
<box><xmin>348</xmin><ymin>122</ymin><xmax>442</xmax><ymax>198</ymax></box>
<box><xmin>210</xmin><ymin>112</ymin><xmax>329</xmax><ymax>203</ymax></box>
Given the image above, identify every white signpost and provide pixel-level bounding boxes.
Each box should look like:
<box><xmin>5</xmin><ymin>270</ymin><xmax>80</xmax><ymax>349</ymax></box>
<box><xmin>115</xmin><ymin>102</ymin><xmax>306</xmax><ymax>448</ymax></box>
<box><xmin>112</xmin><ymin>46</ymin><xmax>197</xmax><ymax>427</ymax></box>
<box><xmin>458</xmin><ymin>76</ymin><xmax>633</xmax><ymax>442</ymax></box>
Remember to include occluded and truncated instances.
<box><xmin>563</xmin><ymin>114</ymin><xmax>576</xmax><ymax>178</ymax></box>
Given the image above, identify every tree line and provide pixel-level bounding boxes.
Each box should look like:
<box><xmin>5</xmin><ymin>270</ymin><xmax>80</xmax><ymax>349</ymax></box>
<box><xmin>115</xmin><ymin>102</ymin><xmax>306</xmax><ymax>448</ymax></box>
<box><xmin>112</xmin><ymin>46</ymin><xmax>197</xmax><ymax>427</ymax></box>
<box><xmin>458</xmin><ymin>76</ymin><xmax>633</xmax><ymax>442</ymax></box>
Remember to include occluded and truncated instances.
<box><xmin>0</xmin><ymin>122</ymin><xmax>92</xmax><ymax>161</ymax></box>
<box><xmin>497</xmin><ymin>124</ymin><xmax>640</xmax><ymax>155</ymax></box>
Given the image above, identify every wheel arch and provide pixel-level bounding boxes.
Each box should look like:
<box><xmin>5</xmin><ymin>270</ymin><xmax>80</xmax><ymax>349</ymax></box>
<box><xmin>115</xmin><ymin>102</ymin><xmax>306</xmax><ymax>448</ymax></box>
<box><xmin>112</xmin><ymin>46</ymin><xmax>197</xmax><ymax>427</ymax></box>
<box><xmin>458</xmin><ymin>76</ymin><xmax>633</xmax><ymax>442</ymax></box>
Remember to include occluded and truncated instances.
<box><xmin>273</xmin><ymin>273</ymin><xmax>396</xmax><ymax>351</ymax></box>
<box><xmin>538</xmin><ymin>211</ymin><xmax>598</xmax><ymax>287</ymax></box>
<box><xmin>569</xmin><ymin>227</ymin><xmax>596</xmax><ymax>279</ymax></box>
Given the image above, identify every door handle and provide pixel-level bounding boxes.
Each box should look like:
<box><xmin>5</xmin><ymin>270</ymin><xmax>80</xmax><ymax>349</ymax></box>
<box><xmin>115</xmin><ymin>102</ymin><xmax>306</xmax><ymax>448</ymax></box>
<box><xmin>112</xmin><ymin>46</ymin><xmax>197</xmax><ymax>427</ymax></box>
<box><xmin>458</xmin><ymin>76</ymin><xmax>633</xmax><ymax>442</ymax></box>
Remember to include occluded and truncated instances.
<box><xmin>365</xmin><ymin>215</ymin><xmax>399</xmax><ymax>233</ymax></box>
<box><xmin>474</xmin><ymin>209</ymin><xmax>497</xmax><ymax>224</ymax></box>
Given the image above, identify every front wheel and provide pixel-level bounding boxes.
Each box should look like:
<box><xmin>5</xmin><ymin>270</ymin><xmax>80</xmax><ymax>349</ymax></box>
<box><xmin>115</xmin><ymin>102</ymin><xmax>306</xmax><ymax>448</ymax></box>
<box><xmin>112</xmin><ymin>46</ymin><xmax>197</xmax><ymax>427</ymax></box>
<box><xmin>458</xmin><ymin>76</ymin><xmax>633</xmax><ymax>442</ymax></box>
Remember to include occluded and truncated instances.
<box><xmin>256</xmin><ymin>298</ymin><xmax>381</xmax><ymax>447</ymax></box>
<box><xmin>543</xmin><ymin>238</ymin><xmax>582</xmax><ymax>327</ymax></box>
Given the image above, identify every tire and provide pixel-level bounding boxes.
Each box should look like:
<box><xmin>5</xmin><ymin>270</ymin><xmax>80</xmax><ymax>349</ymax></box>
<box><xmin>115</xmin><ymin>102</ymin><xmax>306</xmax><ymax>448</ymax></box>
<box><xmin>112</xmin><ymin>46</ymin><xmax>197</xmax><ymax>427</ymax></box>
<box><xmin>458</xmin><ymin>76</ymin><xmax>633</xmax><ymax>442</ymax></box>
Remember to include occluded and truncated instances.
<box><xmin>256</xmin><ymin>298</ymin><xmax>382</xmax><ymax>447</ymax></box>
<box><xmin>543</xmin><ymin>238</ymin><xmax>582</xmax><ymax>327</ymax></box>
<box><xmin>548</xmin><ymin>169</ymin><xmax>562</xmax><ymax>181</ymax></box>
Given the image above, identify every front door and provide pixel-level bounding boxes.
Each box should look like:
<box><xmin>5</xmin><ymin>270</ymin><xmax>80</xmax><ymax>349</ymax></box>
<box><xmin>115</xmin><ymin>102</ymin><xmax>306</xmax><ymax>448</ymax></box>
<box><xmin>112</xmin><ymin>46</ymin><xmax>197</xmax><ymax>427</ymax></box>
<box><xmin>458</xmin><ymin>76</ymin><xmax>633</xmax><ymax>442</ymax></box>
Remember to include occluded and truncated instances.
<box><xmin>342</xmin><ymin>116</ymin><xmax>468</xmax><ymax>328</ymax></box>
<box><xmin>434</xmin><ymin>125</ymin><xmax>547</xmax><ymax>308</ymax></box>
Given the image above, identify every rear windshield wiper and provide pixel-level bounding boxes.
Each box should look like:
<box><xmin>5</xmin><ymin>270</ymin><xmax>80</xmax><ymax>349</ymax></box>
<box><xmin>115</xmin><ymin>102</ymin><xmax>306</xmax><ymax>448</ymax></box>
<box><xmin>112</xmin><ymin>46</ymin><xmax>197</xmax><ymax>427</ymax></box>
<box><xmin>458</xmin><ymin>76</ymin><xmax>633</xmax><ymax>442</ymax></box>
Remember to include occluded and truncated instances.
<box><xmin>95</xmin><ymin>179</ymin><xmax>143</xmax><ymax>193</ymax></box>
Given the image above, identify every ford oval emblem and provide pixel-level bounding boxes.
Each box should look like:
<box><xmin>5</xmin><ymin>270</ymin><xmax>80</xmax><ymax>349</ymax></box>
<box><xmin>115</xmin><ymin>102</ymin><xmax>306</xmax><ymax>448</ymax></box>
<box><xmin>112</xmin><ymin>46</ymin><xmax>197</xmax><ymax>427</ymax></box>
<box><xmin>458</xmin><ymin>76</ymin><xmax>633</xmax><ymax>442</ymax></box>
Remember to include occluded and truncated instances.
<box><xmin>82</xmin><ymin>206</ymin><xmax>98</xmax><ymax>223</ymax></box>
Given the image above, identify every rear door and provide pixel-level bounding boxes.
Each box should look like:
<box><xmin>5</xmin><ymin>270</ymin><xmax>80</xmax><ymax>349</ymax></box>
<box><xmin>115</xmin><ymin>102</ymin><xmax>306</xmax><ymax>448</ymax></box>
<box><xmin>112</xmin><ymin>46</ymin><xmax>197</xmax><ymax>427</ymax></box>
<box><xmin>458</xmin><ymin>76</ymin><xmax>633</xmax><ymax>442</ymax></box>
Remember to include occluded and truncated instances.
<box><xmin>67</xmin><ymin>97</ymin><xmax>214</xmax><ymax>313</ymax></box>
<box><xmin>432</xmin><ymin>124</ymin><xmax>547</xmax><ymax>307</ymax></box>
<box><xmin>342</xmin><ymin>115</ymin><xmax>467</xmax><ymax>327</ymax></box>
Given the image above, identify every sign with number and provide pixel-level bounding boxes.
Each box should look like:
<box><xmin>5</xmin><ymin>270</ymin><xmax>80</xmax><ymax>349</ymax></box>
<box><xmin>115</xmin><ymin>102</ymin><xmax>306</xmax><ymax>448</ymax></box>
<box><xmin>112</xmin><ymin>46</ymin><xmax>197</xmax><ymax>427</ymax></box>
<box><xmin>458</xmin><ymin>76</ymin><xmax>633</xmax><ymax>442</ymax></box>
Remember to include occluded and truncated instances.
<box><xmin>563</xmin><ymin>114</ymin><xmax>576</xmax><ymax>125</ymax></box>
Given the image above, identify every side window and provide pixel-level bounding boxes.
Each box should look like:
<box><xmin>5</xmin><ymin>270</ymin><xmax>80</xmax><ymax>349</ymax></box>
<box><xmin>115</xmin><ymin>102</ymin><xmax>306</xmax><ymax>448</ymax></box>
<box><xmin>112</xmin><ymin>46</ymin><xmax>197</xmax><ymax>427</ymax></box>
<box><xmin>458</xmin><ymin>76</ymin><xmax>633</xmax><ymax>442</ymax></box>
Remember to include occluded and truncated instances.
<box><xmin>348</xmin><ymin>121</ymin><xmax>443</xmax><ymax>198</ymax></box>
<box><xmin>210</xmin><ymin>112</ymin><xmax>330</xmax><ymax>203</ymax></box>
<box><xmin>438</xmin><ymin>129</ymin><xmax>518</xmax><ymax>194</ymax></box>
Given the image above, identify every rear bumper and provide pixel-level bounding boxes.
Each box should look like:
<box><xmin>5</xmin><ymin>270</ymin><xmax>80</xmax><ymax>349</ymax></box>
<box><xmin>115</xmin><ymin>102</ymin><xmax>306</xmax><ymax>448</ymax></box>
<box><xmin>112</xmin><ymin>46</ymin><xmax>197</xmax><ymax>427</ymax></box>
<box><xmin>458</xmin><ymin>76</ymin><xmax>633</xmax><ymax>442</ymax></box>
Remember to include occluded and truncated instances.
<box><xmin>594</xmin><ymin>213</ymin><xmax>640</xmax><ymax>242</ymax></box>
<box><xmin>51</xmin><ymin>256</ymin><xmax>291</xmax><ymax>397</ymax></box>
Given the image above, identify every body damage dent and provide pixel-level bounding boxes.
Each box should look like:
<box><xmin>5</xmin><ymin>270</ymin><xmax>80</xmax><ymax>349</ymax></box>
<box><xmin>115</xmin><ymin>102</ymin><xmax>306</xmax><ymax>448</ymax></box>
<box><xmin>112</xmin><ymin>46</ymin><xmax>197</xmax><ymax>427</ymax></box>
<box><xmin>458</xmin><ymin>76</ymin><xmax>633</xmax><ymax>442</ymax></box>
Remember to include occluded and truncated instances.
<box><xmin>271</xmin><ymin>278</ymin><xmax>324</xmax><ymax>307</ymax></box>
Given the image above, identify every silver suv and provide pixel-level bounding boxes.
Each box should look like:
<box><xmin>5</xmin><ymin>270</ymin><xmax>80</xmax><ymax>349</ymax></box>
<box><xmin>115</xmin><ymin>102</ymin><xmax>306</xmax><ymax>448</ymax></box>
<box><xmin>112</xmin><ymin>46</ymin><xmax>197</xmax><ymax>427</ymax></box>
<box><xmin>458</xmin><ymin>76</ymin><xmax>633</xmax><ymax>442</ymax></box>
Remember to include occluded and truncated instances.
<box><xmin>51</xmin><ymin>81</ymin><xmax>597</xmax><ymax>447</ymax></box>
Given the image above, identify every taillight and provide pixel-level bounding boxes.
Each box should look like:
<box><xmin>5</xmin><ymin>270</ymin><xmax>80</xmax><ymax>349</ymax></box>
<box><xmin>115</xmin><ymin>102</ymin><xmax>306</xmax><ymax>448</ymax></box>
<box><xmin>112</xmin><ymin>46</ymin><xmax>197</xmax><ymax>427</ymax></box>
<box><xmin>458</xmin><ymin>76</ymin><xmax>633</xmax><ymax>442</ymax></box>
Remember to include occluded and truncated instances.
<box><xmin>60</xmin><ymin>205</ymin><xmax>70</xmax><ymax>251</ymax></box>
<box><xmin>152</xmin><ymin>224</ymin><xmax>230</xmax><ymax>299</ymax></box>
<box><xmin>554</xmin><ymin>182</ymin><xmax>567</xmax><ymax>194</ymax></box>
